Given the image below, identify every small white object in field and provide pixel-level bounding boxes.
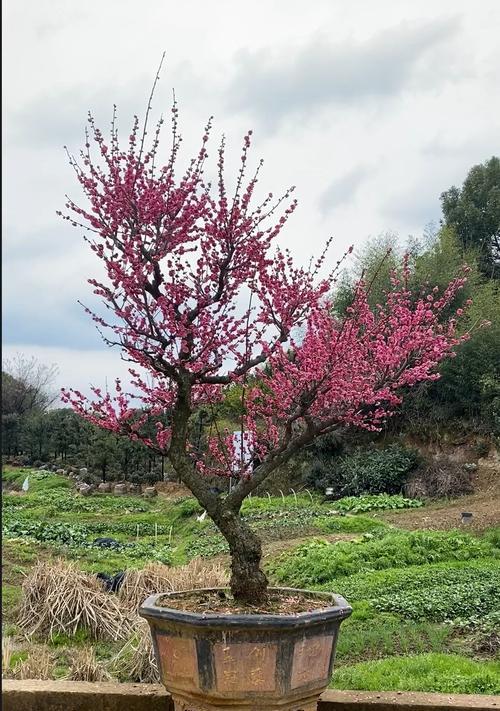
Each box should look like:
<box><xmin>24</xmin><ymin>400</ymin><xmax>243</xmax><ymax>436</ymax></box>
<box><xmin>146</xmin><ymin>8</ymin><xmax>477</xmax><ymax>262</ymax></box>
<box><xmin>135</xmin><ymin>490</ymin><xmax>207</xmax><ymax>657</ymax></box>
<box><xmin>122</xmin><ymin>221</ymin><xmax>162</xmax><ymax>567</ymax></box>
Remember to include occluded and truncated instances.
<box><xmin>22</xmin><ymin>476</ymin><xmax>29</xmax><ymax>491</ymax></box>
<box><xmin>197</xmin><ymin>510</ymin><xmax>207</xmax><ymax>523</ymax></box>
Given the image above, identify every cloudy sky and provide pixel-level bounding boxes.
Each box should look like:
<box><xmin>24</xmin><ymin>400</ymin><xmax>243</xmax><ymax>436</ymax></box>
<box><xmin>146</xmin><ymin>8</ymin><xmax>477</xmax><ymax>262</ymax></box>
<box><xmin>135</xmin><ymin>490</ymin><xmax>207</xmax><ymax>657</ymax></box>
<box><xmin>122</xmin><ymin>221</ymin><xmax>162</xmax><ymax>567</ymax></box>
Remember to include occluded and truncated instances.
<box><xmin>3</xmin><ymin>0</ymin><xmax>499</xmax><ymax>400</ymax></box>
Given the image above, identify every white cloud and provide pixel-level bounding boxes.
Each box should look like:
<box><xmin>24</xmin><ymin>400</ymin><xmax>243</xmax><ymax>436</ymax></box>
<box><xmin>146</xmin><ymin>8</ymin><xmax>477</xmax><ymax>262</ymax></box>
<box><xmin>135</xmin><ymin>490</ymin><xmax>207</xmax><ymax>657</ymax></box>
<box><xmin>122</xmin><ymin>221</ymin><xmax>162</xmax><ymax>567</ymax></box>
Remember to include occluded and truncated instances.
<box><xmin>3</xmin><ymin>0</ymin><xmax>500</xmax><ymax>393</ymax></box>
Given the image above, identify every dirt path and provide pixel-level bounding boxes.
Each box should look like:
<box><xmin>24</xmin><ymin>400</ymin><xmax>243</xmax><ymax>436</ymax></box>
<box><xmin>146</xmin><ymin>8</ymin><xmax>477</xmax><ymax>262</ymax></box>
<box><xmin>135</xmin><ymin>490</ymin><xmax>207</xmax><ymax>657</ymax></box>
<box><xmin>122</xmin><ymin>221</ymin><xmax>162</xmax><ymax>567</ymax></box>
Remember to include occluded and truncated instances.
<box><xmin>380</xmin><ymin>464</ymin><xmax>500</xmax><ymax>532</ymax></box>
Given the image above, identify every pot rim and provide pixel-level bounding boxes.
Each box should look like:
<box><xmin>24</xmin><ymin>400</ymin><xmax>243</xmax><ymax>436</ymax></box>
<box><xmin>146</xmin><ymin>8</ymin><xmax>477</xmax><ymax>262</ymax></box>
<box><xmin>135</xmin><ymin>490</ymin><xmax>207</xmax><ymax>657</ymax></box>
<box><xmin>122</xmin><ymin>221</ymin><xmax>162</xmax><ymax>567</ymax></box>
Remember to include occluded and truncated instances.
<box><xmin>139</xmin><ymin>586</ymin><xmax>352</xmax><ymax>628</ymax></box>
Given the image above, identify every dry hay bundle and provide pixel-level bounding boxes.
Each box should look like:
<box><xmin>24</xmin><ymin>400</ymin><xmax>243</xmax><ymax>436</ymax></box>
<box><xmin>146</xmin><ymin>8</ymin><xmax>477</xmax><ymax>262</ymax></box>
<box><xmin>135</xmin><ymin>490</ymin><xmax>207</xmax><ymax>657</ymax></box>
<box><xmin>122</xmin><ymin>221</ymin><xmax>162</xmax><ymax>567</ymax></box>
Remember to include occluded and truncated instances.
<box><xmin>2</xmin><ymin>637</ymin><xmax>15</xmax><ymax>678</ymax></box>
<box><xmin>110</xmin><ymin>618</ymin><xmax>159</xmax><ymax>683</ymax></box>
<box><xmin>119</xmin><ymin>557</ymin><xmax>229</xmax><ymax>612</ymax></box>
<box><xmin>3</xmin><ymin>642</ymin><xmax>55</xmax><ymax>680</ymax></box>
<box><xmin>64</xmin><ymin>646</ymin><xmax>110</xmax><ymax>682</ymax></box>
<box><xmin>17</xmin><ymin>559</ymin><xmax>133</xmax><ymax>642</ymax></box>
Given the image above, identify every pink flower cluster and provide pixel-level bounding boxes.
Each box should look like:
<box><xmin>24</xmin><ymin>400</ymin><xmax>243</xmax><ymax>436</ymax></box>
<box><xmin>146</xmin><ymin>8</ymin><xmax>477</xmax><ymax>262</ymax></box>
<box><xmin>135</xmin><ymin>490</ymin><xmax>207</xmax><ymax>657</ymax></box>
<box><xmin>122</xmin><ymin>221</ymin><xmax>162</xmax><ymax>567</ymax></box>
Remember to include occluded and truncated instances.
<box><xmin>61</xmin><ymin>105</ymin><xmax>469</xmax><ymax>479</ymax></box>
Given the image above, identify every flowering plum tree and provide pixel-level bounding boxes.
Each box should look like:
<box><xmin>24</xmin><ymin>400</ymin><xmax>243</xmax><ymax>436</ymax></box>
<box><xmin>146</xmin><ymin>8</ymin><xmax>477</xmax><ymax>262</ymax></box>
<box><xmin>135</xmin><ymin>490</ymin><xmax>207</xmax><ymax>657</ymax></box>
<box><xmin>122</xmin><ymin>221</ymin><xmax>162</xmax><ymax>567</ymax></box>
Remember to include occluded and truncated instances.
<box><xmin>61</xmin><ymin>93</ymin><xmax>469</xmax><ymax>603</ymax></box>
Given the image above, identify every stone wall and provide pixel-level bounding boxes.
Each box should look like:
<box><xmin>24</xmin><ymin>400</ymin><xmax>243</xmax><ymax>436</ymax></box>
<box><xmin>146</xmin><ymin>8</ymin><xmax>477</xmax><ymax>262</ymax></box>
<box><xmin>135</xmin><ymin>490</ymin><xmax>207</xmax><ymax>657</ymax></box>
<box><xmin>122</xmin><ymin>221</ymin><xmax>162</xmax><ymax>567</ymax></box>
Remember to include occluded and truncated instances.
<box><xmin>3</xmin><ymin>680</ymin><xmax>499</xmax><ymax>711</ymax></box>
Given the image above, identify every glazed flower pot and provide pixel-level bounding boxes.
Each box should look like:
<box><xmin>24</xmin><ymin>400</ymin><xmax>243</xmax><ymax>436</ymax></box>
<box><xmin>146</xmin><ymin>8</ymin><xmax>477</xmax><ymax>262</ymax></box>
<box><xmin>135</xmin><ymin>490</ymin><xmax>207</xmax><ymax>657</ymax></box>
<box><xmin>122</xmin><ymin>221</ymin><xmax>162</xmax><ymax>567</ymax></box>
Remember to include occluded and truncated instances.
<box><xmin>139</xmin><ymin>587</ymin><xmax>352</xmax><ymax>711</ymax></box>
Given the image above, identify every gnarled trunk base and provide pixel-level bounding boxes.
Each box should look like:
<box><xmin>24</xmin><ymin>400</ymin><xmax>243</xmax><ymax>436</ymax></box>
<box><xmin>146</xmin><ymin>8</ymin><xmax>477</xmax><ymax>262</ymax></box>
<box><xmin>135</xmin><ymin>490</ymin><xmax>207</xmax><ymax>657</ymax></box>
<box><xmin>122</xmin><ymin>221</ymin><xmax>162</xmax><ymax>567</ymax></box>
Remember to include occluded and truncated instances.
<box><xmin>229</xmin><ymin>542</ymin><xmax>268</xmax><ymax>604</ymax></box>
<box><xmin>216</xmin><ymin>512</ymin><xmax>269</xmax><ymax>604</ymax></box>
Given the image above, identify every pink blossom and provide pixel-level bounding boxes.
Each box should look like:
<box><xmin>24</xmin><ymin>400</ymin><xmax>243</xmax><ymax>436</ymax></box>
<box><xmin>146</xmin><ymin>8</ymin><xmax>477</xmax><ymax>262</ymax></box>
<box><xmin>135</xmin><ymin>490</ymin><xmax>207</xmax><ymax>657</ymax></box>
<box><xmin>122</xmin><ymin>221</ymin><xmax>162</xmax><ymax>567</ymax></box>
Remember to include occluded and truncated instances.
<box><xmin>61</xmin><ymin>103</ymin><xmax>470</xmax><ymax>482</ymax></box>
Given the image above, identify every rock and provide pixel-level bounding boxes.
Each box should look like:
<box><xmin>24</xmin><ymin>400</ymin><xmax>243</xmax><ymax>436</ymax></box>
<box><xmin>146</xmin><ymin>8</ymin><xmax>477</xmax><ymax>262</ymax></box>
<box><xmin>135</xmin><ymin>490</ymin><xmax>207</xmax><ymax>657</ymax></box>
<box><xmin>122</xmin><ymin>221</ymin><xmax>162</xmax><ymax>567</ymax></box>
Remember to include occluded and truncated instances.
<box><xmin>98</xmin><ymin>482</ymin><xmax>112</xmax><ymax>493</ymax></box>
<box><xmin>79</xmin><ymin>484</ymin><xmax>93</xmax><ymax>496</ymax></box>
<box><xmin>128</xmin><ymin>483</ymin><xmax>141</xmax><ymax>494</ymax></box>
<box><xmin>113</xmin><ymin>483</ymin><xmax>128</xmax><ymax>495</ymax></box>
<box><xmin>39</xmin><ymin>464</ymin><xmax>49</xmax><ymax>471</ymax></box>
<box><xmin>143</xmin><ymin>486</ymin><xmax>158</xmax><ymax>498</ymax></box>
<box><xmin>56</xmin><ymin>469</ymin><xmax>66</xmax><ymax>475</ymax></box>
<box><xmin>79</xmin><ymin>467</ymin><xmax>88</xmax><ymax>476</ymax></box>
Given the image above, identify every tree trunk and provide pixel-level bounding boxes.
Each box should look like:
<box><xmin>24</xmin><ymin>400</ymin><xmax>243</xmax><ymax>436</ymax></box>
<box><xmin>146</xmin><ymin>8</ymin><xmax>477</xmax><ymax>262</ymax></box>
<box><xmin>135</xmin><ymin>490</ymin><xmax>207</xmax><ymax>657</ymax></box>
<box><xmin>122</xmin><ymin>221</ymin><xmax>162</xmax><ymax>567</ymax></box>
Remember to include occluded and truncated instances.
<box><xmin>168</xmin><ymin>376</ymin><xmax>268</xmax><ymax>604</ymax></box>
<box><xmin>215</xmin><ymin>511</ymin><xmax>269</xmax><ymax>604</ymax></box>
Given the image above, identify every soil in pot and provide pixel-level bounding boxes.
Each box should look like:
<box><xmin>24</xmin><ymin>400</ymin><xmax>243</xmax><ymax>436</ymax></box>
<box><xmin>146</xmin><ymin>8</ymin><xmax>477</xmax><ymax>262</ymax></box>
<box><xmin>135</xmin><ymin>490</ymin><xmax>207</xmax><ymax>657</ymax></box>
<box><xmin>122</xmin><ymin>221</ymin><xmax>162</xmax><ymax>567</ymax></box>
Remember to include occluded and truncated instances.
<box><xmin>157</xmin><ymin>589</ymin><xmax>335</xmax><ymax>615</ymax></box>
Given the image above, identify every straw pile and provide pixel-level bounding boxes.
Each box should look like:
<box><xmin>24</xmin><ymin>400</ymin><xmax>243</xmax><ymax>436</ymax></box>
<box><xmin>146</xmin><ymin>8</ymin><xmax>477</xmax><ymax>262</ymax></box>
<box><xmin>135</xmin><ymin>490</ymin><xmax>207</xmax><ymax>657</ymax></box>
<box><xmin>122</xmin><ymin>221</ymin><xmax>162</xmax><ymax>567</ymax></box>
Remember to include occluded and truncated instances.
<box><xmin>64</xmin><ymin>646</ymin><xmax>111</xmax><ymax>682</ymax></box>
<box><xmin>17</xmin><ymin>559</ymin><xmax>133</xmax><ymax>641</ymax></box>
<box><xmin>119</xmin><ymin>557</ymin><xmax>228</xmax><ymax>612</ymax></box>
<box><xmin>2</xmin><ymin>637</ymin><xmax>15</xmax><ymax>678</ymax></box>
<box><xmin>3</xmin><ymin>642</ymin><xmax>55</xmax><ymax>680</ymax></box>
<box><xmin>110</xmin><ymin>618</ymin><xmax>159</xmax><ymax>683</ymax></box>
<box><xmin>12</xmin><ymin>556</ymin><xmax>229</xmax><ymax>683</ymax></box>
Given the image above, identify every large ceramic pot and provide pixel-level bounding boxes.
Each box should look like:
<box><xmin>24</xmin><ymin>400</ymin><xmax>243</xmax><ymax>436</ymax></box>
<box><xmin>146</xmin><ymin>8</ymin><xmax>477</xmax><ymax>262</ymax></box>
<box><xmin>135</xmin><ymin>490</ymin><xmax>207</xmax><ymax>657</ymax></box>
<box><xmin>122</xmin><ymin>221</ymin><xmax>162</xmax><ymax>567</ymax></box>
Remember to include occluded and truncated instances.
<box><xmin>139</xmin><ymin>587</ymin><xmax>352</xmax><ymax>711</ymax></box>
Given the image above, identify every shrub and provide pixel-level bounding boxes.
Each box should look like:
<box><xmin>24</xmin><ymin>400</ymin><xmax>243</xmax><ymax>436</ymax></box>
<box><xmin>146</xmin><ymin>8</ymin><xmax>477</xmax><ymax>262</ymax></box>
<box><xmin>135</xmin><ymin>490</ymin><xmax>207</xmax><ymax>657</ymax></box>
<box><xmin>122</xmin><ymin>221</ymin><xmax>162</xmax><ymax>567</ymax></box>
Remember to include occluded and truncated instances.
<box><xmin>404</xmin><ymin>459</ymin><xmax>474</xmax><ymax>499</ymax></box>
<box><xmin>306</xmin><ymin>444</ymin><xmax>420</xmax><ymax>497</ymax></box>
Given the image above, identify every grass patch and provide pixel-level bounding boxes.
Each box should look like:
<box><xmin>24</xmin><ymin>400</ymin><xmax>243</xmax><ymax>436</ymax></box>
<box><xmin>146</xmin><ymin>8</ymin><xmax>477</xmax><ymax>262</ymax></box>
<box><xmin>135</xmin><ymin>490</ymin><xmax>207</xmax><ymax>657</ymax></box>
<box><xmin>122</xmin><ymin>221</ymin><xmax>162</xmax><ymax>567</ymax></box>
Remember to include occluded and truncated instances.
<box><xmin>2</xmin><ymin>467</ymin><xmax>71</xmax><ymax>492</ymax></box>
<box><xmin>332</xmin><ymin>494</ymin><xmax>423</xmax><ymax>514</ymax></box>
<box><xmin>314</xmin><ymin>516</ymin><xmax>387</xmax><ymax>534</ymax></box>
<box><xmin>2</xmin><ymin>584</ymin><xmax>22</xmax><ymax>620</ymax></box>
<box><xmin>330</xmin><ymin>653</ymin><xmax>500</xmax><ymax>694</ymax></box>
<box><xmin>335</xmin><ymin>610</ymin><xmax>457</xmax><ymax>665</ymax></box>
<box><xmin>374</xmin><ymin>574</ymin><xmax>500</xmax><ymax>621</ymax></box>
<box><xmin>241</xmin><ymin>493</ymin><xmax>321</xmax><ymax>513</ymax></box>
<box><xmin>268</xmin><ymin>530</ymin><xmax>498</xmax><ymax>588</ymax></box>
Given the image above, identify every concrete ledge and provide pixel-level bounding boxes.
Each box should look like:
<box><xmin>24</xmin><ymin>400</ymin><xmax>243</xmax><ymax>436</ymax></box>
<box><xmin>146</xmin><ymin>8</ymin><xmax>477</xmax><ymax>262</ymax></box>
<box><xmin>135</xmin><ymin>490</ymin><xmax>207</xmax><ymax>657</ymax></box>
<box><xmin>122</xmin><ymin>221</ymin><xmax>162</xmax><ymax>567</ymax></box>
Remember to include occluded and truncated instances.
<box><xmin>2</xmin><ymin>680</ymin><xmax>499</xmax><ymax>711</ymax></box>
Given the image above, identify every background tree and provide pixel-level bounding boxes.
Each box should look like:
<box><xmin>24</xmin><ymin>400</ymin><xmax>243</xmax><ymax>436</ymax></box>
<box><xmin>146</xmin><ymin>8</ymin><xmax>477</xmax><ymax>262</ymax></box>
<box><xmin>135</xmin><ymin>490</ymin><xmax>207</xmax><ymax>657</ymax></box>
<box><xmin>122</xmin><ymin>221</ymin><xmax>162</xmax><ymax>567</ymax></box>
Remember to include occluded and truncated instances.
<box><xmin>2</xmin><ymin>354</ymin><xmax>59</xmax><ymax>416</ymax></box>
<box><xmin>22</xmin><ymin>413</ymin><xmax>52</xmax><ymax>461</ymax></box>
<box><xmin>88</xmin><ymin>427</ymin><xmax>119</xmax><ymax>482</ymax></box>
<box><xmin>440</xmin><ymin>156</ymin><xmax>500</xmax><ymax>278</ymax></box>
<box><xmin>332</xmin><ymin>226</ymin><xmax>499</xmax><ymax>435</ymax></box>
<box><xmin>2</xmin><ymin>355</ymin><xmax>59</xmax><ymax>461</ymax></box>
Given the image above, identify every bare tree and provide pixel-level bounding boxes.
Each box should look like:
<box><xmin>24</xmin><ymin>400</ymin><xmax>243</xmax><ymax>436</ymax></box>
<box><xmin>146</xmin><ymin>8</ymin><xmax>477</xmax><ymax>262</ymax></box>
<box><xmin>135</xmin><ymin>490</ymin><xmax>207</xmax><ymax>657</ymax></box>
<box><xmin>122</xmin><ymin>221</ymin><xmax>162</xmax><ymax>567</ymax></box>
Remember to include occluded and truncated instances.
<box><xmin>2</xmin><ymin>354</ymin><xmax>59</xmax><ymax>416</ymax></box>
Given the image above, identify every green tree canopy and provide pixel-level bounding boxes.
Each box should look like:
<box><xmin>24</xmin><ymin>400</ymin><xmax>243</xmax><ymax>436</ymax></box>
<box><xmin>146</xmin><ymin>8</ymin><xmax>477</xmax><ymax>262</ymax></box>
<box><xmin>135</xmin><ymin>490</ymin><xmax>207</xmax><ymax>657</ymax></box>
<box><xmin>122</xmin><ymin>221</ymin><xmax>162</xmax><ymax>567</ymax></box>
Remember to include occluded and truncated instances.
<box><xmin>440</xmin><ymin>156</ymin><xmax>500</xmax><ymax>278</ymax></box>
